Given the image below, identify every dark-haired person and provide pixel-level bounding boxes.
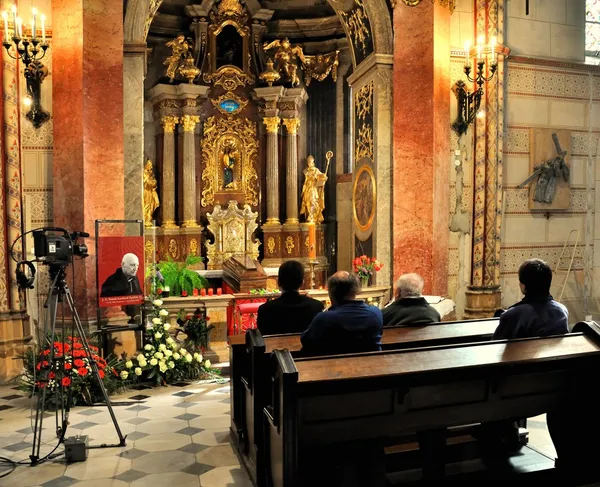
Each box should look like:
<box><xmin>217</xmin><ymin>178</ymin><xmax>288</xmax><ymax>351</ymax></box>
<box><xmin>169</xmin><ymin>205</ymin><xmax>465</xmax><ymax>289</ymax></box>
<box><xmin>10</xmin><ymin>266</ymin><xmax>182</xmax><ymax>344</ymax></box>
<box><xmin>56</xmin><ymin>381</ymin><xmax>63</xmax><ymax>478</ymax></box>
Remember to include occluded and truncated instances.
<box><xmin>256</xmin><ymin>260</ymin><xmax>324</xmax><ymax>336</ymax></box>
<box><xmin>300</xmin><ymin>270</ymin><xmax>385</xmax><ymax>486</ymax></box>
<box><xmin>492</xmin><ymin>258</ymin><xmax>568</xmax><ymax>339</ymax></box>
<box><xmin>480</xmin><ymin>258</ymin><xmax>568</xmax><ymax>466</ymax></box>
<box><xmin>301</xmin><ymin>270</ymin><xmax>383</xmax><ymax>356</ymax></box>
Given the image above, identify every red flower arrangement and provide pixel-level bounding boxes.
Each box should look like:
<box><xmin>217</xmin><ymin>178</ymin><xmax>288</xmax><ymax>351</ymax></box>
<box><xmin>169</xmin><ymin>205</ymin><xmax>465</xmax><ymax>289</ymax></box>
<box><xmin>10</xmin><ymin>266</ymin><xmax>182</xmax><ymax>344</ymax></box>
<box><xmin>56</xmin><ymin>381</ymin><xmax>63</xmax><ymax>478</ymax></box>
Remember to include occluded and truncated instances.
<box><xmin>19</xmin><ymin>335</ymin><xmax>123</xmax><ymax>406</ymax></box>
<box><xmin>353</xmin><ymin>255</ymin><xmax>383</xmax><ymax>282</ymax></box>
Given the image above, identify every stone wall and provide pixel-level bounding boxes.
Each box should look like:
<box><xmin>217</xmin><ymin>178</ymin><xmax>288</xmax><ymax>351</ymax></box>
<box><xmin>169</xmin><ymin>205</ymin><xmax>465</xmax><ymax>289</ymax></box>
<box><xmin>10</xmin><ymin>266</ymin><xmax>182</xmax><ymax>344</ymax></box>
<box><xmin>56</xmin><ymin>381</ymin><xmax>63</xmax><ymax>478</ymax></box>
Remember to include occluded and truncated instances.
<box><xmin>448</xmin><ymin>0</ymin><xmax>599</xmax><ymax>320</ymax></box>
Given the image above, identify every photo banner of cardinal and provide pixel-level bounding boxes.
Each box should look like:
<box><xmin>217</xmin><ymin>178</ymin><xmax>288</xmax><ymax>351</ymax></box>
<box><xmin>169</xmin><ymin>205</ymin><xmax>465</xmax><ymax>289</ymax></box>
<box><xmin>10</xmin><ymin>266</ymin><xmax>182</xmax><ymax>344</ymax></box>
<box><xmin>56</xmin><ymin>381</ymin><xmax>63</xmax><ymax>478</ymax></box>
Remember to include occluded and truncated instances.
<box><xmin>97</xmin><ymin>236</ymin><xmax>145</xmax><ymax>308</ymax></box>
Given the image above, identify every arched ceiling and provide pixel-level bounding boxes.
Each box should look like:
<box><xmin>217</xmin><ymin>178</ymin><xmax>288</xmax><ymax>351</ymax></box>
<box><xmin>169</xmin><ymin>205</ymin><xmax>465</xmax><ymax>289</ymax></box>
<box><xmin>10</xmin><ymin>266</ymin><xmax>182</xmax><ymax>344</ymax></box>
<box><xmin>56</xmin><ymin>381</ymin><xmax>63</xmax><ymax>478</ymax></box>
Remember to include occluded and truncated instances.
<box><xmin>147</xmin><ymin>0</ymin><xmax>346</xmax><ymax>46</ymax></box>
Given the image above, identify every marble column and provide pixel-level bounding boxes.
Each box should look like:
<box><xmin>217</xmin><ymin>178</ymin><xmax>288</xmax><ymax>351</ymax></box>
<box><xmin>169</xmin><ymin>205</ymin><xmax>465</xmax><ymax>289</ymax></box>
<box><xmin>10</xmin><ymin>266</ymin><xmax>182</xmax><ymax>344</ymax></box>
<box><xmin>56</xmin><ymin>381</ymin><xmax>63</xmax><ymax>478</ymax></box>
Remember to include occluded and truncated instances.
<box><xmin>52</xmin><ymin>0</ymin><xmax>125</xmax><ymax>321</ymax></box>
<box><xmin>283</xmin><ymin>118</ymin><xmax>300</xmax><ymax>224</ymax></box>
<box><xmin>335</xmin><ymin>52</ymin><xmax>353</xmax><ymax>175</ymax></box>
<box><xmin>181</xmin><ymin>115</ymin><xmax>200</xmax><ymax>228</ymax></box>
<box><xmin>161</xmin><ymin>116</ymin><xmax>179</xmax><ymax>228</ymax></box>
<box><xmin>264</xmin><ymin>116</ymin><xmax>281</xmax><ymax>225</ymax></box>
<box><xmin>123</xmin><ymin>44</ymin><xmax>146</xmax><ymax>222</ymax></box>
<box><xmin>392</xmin><ymin>1</ymin><xmax>450</xmax><ymax>295</ymax></box>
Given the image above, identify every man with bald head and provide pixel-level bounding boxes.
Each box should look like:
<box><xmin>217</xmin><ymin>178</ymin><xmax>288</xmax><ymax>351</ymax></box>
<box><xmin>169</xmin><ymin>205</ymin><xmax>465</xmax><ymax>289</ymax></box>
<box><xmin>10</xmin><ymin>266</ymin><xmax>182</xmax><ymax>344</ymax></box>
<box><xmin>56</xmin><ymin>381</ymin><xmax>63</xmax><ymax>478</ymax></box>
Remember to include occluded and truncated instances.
<box><xmin>100</xmin><ymin>253</ymin><xmax>142</xmax><ymax>298</ymax></box>
<box><xmin>301</xmin><ymin>270</ymin><xmax>383</xmax><ymax>356</ymax></box>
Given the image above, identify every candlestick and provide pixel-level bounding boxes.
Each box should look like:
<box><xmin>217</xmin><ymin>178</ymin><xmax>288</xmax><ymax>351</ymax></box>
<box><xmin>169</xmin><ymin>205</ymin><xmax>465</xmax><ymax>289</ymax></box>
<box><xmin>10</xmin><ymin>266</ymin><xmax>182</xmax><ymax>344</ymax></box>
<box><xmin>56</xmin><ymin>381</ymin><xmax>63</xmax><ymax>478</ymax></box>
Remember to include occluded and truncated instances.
<box><xmin>2</xmin><ymin>12</ymin><xmax>8</xmax><ymax>42</ymax></box>
<box><xmin>308</xmin><ymin>223</ymin><xmax>316</xmax><ymax>259</ymax></box>
<box><xmin>40</xmin><ymin>14</ymin><xmax>45</xmax><ymax>42</ymax></box>
<box><xmin>31</xmin><ymin>7</ymin><xmax>36</xmax><ymax>39</ymax></box>
<box><xmin>11</xmin><ymin>5</ymin><xmax>16</xmax><ymax>38</ymax></box>
<box><xmin>208</xmin><ymin>288</ymin><xmax>214</xmax><ymax>296</ymax></box>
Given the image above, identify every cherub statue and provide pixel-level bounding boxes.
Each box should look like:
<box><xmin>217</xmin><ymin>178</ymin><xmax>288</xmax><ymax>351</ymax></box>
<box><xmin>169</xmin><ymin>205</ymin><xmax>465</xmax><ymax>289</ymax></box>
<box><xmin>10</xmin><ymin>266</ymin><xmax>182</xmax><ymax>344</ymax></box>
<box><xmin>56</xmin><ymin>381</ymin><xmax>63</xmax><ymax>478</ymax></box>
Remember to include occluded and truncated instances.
<box><xmin>300</xmin><ymin>155</ymin><xmax>328</xmax><ymax>224</ymax></box>
<box><xmin>143</xmin><ymin>159</ymin><xmax>160</xmax><ymax>227</ymax></box>
<box><xmin>263</xmin><ymin>38</ymin><xmax>306</xmax><ymax>87</ymax></box>
<box><xmin>164</xmin><ymin>34</ymin><xmax>191</xmax><ymax>82</ymax></box>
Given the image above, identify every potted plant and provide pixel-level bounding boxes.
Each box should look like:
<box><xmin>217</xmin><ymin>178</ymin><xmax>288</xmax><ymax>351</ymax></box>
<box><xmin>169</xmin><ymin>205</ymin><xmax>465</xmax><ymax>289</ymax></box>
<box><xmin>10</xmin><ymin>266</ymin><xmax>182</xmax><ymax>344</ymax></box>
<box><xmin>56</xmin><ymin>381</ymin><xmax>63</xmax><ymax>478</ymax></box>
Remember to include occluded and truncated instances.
<box><xmin>352</xmin><ymin>255</ymin><xmax>383</xmax><ymax>287</ymax></box>
<box><xmin>175</xmin><ymin>306</ymin><xmax>215</xmax><ymax>352</ymax></box>
<box><xmin>157</xmin><ymin>254</ymin><xmax>208</xmax><ymax>297</ymax></box>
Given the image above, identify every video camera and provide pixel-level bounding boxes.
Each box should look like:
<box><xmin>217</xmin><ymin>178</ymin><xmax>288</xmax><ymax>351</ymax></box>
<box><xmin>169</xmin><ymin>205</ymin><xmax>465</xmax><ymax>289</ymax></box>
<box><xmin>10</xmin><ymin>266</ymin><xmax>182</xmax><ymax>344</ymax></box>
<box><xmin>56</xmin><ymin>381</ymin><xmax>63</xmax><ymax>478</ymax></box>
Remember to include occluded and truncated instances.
<box><xmin>33</xmin><ymin>228</ymin><xmax>90</xmax><ymax>266</ymax></box>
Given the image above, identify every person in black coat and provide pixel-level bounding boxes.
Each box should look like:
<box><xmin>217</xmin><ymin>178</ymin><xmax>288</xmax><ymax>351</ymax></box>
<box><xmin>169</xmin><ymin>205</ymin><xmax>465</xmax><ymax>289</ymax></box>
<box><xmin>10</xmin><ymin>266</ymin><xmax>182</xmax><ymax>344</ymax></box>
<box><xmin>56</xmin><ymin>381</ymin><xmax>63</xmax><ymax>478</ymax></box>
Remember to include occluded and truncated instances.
<box><xmin>100</xmin><ymin>253</ymin><xmax>142</xmax><ymax>298</ymax></box>
<box><xmin>382</xmin><ymin>273</ymin><xmax>440</xmax><ymax>327</ymax></box>
<box><xmin>256</xmin><ymin>260</ymin><xmax>324</xmax><ymax>336</ymax></box>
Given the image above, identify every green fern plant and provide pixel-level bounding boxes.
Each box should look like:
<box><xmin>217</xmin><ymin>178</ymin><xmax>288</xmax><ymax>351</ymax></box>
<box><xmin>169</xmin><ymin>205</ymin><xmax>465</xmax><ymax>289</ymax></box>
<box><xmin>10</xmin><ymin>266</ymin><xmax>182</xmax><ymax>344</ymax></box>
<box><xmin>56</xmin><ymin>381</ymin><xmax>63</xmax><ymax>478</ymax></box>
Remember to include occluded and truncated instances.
<box><xmin>158</xmin><ymin>255</ymin><xmax>208</xmax><ymax>296</ymax></box>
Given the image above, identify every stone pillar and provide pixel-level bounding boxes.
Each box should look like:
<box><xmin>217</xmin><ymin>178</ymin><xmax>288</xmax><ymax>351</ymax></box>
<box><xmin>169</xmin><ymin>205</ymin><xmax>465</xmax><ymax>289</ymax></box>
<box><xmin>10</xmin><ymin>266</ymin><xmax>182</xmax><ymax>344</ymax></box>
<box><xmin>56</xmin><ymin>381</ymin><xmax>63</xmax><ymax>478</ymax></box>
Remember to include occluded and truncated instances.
<box><xmin>264</xmin><ymin>117</ymin><xmax>281</xmax><ymax>225</ymax></box>
<box><xmin>52</xmin><ymin>0</ymin><xmax>125</xmax><ymax>321</ymax></box>
<box><xmin>465</xmin><ymin>0</ymin><xmax>506</xmax><ymax>317</ymax></box>
<box><xmin>283</xmin><ymin>118</ymin><xmax>300</xmax><ymax>224</ymax></box>
<box><xmin>123</xmin><ymin>44</ymin><xmax>146</xmax><ymax>221</ymax></box>
<box><xmin>393</xmin><ymin>1</ymin><xmax>450</xmax><ymax>295</ymax></box>
<box><xmin>336</xmin><ymin>51</ymin><xmax>353</xmax><ymax>175</ymax></box>
<box><xmin>161</xmin><ymin>116</ymin><xmax>179</xmax><ymax>228</ymax></box>
<box><xmin>181</xmin><ymin>115</ymin><xmax>200</xmax><ymax>228</ymax></box>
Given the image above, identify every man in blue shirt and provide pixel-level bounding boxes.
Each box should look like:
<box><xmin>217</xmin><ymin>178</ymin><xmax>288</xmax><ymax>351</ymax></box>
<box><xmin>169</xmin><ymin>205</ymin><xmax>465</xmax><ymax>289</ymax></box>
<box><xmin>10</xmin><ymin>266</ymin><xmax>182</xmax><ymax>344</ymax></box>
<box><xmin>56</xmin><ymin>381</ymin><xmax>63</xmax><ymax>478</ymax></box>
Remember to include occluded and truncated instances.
<box><xmin>301</xmin><ymin>270</ymin><xmax>383</xmax><ymax>356</ymax></box>
<box><xmin>493</xmin><ymin>258</ymin><xmax>568</xmax><ymax>339</ymax></box>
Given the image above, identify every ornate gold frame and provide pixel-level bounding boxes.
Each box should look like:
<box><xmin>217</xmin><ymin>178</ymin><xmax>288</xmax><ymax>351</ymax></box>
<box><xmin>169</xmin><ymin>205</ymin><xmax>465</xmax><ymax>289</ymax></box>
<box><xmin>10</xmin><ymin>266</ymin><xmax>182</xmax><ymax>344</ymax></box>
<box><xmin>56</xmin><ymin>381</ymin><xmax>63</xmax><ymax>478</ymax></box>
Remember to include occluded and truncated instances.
<box><xmin>200</xmin><ymin>115</ymin><xmax>259</xmax><ymax>208</ymax></box>
<box><xmin>352</xmin><ymin>164</ymin><xmax>376</xmax><ymax>233</ymax></box>
<box><xmin>211</xmin><ymin>91</ymin><xmax>248</xmax><ymax>115</ymax></box>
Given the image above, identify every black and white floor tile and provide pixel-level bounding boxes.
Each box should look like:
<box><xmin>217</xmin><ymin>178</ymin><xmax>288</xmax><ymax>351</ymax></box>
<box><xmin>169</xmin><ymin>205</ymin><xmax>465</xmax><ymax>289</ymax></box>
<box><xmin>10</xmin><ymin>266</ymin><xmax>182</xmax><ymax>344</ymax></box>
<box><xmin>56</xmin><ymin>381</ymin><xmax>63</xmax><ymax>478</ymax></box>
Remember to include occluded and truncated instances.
<box><xmin>0</xmin><ymin>381</ymin><xmax>249</xmax><ymax>487</ymax></box>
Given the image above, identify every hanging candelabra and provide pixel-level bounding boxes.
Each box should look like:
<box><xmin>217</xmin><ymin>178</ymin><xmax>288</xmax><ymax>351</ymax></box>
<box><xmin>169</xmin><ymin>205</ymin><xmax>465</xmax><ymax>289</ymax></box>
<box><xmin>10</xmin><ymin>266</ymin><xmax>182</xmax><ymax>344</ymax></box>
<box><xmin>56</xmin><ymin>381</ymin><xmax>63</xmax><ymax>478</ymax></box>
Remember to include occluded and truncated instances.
<box><xmin>1</xmin><ymin>5</ymin><xmax>50</xmax><ymax>128</ymax></box>
<box><xmin>451</xmin><ymin>36</ymin><xmax>498</xmax><ymax>137</ymax></box>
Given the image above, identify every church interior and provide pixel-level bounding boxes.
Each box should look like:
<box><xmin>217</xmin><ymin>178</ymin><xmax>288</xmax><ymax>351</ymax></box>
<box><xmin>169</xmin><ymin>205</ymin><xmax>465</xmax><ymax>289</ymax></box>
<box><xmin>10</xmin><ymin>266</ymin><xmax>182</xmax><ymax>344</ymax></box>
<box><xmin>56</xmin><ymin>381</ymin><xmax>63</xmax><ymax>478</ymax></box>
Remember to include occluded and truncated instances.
<box><xmin>2</xmin><ymin>0</ymin><xmax>600</xmax><ymax>485</ymax></box>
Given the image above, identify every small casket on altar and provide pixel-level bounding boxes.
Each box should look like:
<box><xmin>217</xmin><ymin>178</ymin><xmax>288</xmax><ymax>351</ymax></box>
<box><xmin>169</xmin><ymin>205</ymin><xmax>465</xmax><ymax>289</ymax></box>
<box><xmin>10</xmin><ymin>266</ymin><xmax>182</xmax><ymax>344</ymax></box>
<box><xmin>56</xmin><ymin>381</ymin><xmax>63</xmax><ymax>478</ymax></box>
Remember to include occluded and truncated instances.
<box><xmin>222</xmin><ymin>255</ymin><xmax>268</xmax><ymax>293</ymax></box>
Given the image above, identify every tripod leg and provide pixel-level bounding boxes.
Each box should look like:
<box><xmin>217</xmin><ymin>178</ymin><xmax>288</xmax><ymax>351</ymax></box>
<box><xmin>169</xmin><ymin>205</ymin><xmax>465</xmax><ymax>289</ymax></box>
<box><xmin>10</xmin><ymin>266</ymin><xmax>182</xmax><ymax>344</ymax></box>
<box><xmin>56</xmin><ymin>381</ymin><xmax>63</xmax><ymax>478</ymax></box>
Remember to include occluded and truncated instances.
<box><xmin>63</xmin><ymin>288</ymin><xmax>127</xmax><ymax>446</ymax></box>
<box><xmin>31</xmin><ymin>289</ymin><xmax>60</xmax><ymax>464</ymax></box>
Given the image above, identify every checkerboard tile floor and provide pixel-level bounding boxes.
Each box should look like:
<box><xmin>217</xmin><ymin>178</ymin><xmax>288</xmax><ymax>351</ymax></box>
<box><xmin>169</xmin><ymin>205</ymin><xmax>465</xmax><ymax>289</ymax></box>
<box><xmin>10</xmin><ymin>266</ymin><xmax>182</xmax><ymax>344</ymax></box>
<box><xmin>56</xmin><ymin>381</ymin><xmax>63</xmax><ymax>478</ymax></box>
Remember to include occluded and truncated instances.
<box><xmin>0</xmin><ymin>380</ymin><xmax>250</xmax><ymax>487</ymax></box>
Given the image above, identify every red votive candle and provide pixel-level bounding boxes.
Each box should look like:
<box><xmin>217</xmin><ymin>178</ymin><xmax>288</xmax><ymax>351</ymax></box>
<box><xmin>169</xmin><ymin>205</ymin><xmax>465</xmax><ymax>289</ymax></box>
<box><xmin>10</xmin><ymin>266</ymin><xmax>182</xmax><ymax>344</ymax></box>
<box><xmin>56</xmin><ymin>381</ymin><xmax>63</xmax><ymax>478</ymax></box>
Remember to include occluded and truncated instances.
<box><xmin>200</xmin><ymin>288</ymin><xmax>206</xmax><ymax>296</ymax></box>
<box><xmin>193</xmin><ymin>288</ymin><xmax>199</xmax><ymax>296</ymax></box>
<box><xmin>208</xmin><ymin>288</ymin><xmax>214</xmax><ymax>296</ymax></box>
<box><xmin>217</xmin><ymin>288</ymin><xmax>222</xmax><ymax>295</ymax></box>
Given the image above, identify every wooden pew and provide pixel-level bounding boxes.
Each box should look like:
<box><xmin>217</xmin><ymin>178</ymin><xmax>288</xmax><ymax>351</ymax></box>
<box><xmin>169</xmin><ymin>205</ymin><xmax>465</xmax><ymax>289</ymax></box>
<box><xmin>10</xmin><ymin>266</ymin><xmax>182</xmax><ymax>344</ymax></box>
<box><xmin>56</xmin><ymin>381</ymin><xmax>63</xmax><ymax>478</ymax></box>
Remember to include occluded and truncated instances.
<box><xmin>263</xmin><ymin>325</ymin><xmax>600</xmax><ymax>486</ymax></box>
<box><xmin>229</xmin><ymin>317</ymin><xmax>500</xmax><ymax>484</ymax></box>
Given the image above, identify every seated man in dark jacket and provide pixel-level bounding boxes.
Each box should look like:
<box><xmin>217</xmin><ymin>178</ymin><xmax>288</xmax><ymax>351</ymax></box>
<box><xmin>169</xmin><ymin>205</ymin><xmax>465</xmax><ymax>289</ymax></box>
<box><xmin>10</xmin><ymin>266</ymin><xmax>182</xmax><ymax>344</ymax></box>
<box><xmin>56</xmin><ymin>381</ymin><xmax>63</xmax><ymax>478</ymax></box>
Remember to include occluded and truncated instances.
<box><xmin>493</xmin><ymin>258</ymin><xmax>568</xmax><ymax>339</ymax></box>
<box><xmin>382</xmin><ymin>273</ymin><xmax>440</xmax><ymax>327</ymax></box>
<box><xmin>481</xmin><ymin>258</ymin><xmax>568</xmax><ymax>465</ymax></box>
<box><xmin>256</xmin><ymin>260</ymin><xmax>324</xmax><ymax>336</ymax></box>
<box><xmin>301</xmin><ymin>271</ymin><xmax>383</xmax><ymax>356</ymax></box>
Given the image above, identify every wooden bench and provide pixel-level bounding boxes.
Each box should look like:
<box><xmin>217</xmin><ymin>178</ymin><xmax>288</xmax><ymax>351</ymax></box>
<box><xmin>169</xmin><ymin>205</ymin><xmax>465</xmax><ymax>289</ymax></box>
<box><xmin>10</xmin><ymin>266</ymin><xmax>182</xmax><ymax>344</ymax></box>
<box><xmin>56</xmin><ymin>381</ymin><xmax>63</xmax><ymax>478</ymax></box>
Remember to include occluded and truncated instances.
<box><xmin>263</xmin><ymin>323</ymin><xmax>600</xmax><ymax>486</ymax></box>
<box><xmin>228</xmin><ymin>317</ymin><xmax>500</xmax><ymax>484</ymax></box>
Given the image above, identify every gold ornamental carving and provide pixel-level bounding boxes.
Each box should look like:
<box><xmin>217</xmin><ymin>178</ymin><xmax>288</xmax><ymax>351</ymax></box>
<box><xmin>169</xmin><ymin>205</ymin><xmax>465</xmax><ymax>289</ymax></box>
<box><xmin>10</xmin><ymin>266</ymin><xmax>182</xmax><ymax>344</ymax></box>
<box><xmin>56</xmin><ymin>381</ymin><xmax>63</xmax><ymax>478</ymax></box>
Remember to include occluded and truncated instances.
<box><xmin>267</xmin><ymin>236</ymin><xmax>275</xmax><ymax>254</ymax></box>
<box><xmin>158</xmin><ymin>99</ymin><xmax>180</xmax><ymax>110</ymax></box>
<box><xmin>164</xmin><ymin>34</ymin><xmax>199</xmax><ymax>83</ymax></box>
<box><xmin>302</xmin><ymin>51</ymin><xmax>340</xmax><ymax>87</ymax></box>
<box><xmin>161</xmin><ymin>116</ymin><xmax>179</xmax><ymax>133</ymax></box>
<box><xmin>263</xmin><ymin>116</ymin><xmax>280</xmax><ymax>134</ymax></box>
<box><xmin>300</xmin><ymin>153</ymin><xmax>330</xmax><ymax>224</ymax></box>
<box><xmin>278</xmin><ymin>101</ymin><xmax>296</xmax><ymax>111</ymax></box>
<box><xmin>189</xmin><ymin>238</ymin><xmax>199</xmax><ymax>256</ymax></box>
<box><xmin>263</xmin><ymin>38</ymin><xmax>306</xmax><ymax>87</ymax></box>
<box><xmin>182</xmin><ymin>98</ymin><xmax>199</xmax><ymax>108</ymax></box>
<box><xmin>168</xmin><ymin>238</ymin><xmax>179</xmax><ymax>258</ymax></box>
<box><xmin>355</xmin><ymin>81</ymin><xmax>374</xmax><ymax>162</ymax></box>
<box><xmin>211</xmin><ymin>91</ymin><xmax>248</xmax><ymax>115</ymax></box>
<box><xmin>200</xmin><ymin>115</ymin><xmax>259</xmax><ymax>207</ymax></box>
<box><xmin>218</xmin><ymin>0</ymin><xmax>243</xmax><ymax>16</ymax></box>
<box><xmin>305</xmin><ymin>236</ymin><xmax>310</xmax><ymax>251</ymax></box>
<box><xmin>182</xmin><ymin>115</ymin><xmax>200</xmax><ymax>132</ymax></box>
<box><xmin>397</xmin><ymin>0</ymin><xmax>455</xmax><ymax>13</ymax></box>
<box><xmin>144</xmin><ymin>240</ymin><xmax>155</xmax><ymax>262</ymax></box>
<box><xmin>143</xmin><ymin>159</ymin><xmax>160</xmax><ymax>227</ymax></box>
<box><xmin>338</xmin><ymin>0</ymin><xmax>371</xmax><ymax>57</ymax></box>
<box><xmin>285</xmin><ymin>236</ymin><xmax>295</xmax><ymax>254</ymax></box>
<box><xmin>283</xmin><ymin>118</ymin><xmax>300</xmax><ymax>135</ymax></box>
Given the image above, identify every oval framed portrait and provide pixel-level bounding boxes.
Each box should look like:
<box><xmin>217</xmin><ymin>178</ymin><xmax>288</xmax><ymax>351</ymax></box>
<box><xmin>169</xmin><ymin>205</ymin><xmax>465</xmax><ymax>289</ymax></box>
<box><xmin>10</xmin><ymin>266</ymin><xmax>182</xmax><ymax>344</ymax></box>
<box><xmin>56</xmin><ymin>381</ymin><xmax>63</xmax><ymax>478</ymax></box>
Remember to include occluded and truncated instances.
<box><xmin>352</xmin><ymin>164</ymin><xmax>376</xmax><ymax>233</ymax></box>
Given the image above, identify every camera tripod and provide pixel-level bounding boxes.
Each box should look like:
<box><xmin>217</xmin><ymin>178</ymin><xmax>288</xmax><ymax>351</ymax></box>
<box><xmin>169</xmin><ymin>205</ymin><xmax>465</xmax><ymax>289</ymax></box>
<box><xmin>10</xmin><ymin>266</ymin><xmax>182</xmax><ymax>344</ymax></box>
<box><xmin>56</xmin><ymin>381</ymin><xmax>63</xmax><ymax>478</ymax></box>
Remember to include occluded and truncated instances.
<box><xmin>30</xmin><ymin>264</ymin><xmax>126</xmax><ymax>465</ymax></box>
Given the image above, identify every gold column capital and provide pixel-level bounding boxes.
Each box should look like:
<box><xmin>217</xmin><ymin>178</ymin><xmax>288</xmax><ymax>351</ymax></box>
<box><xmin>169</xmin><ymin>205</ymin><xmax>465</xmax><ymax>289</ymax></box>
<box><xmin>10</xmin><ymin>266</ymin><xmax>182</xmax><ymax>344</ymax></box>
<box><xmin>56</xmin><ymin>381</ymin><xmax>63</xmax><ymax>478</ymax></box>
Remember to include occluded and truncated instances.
<box><xmin>181</xmin><ymin>114</ymin><xmax>201</xmax><ymax>132</ymax></box>
<box><xmin>161</xmin><ymin>116</ymin><xmax>179</xmax><ymax>133</ymax></box>
<box><xmin>263</xmin><ymin>116</ymin><xmax>280</xmax><ymax>134</ymax></box>
<box><xmin>282</xmin><ymin>118</ymin><xmax>300</xmax><ymax>135</ymax></box>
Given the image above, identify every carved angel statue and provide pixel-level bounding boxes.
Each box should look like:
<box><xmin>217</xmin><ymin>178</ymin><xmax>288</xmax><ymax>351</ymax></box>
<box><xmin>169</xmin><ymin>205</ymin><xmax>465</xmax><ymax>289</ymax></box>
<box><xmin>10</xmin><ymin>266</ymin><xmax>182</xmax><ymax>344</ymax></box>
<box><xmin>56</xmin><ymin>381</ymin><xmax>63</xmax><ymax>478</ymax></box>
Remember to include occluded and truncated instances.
<box><xmin>302</xmin><ymin>51</ymin><xmax>339</xmax><ymax>86</ymax></box>
<box><xmin>263</xmin><ymin>38</ymin><xmax>306</xmax><ymax>87</ymax></box>
<box><xmin>300</xmin><ymin>155</ymin><xmax>328</xmax><ymax>224</ymax></box>
<box><xmin>143</xmin><ymin>159</ymin><xmax>160</xmax><ymax>227</ymax></box>
<box><xmin>164</xmin><ymin>34</ymin><xmax>191</xmax><ymax>82</ymax></box>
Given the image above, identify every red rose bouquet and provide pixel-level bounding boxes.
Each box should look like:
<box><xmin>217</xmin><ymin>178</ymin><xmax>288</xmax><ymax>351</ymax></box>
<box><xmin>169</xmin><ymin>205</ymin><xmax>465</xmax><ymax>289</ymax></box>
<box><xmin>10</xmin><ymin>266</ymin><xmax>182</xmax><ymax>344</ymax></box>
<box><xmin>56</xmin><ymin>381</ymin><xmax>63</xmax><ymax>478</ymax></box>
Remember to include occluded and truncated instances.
<box><xmin>19</xmin><ymin>336</ymin><xmax>123</xmax><ymax>407</ymax></box>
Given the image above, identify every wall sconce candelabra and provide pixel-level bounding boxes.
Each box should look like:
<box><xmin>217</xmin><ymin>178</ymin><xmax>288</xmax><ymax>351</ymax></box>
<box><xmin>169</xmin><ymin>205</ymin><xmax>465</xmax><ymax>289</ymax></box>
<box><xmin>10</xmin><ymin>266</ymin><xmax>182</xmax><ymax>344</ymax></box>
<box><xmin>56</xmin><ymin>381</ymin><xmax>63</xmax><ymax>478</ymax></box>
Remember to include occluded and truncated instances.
<box><xmin>451</xmin><ymin>36</ymin><xmax>498</xmax><ymax>136</ymax></box>
<box><xmin>2</xmin><ymin>5</ymin><xmax>49</xmax><ymax>128</ymax></box>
